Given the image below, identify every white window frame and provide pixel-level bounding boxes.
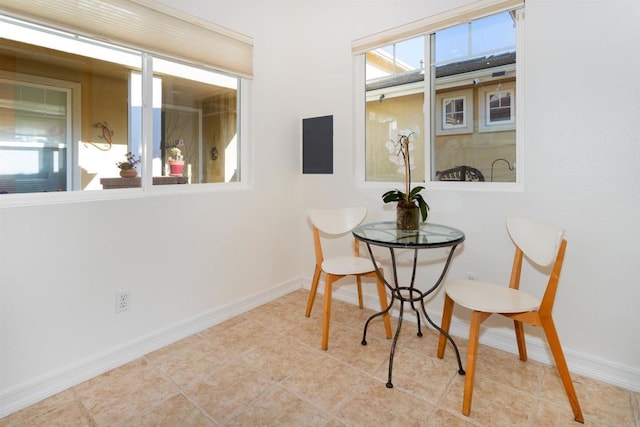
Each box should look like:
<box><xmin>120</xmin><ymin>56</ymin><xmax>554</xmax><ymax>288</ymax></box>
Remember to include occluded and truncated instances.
<box><xmin>354</xmin><ymin>0</ymin><xmax>525</xmax><ymax>192</ymax></box>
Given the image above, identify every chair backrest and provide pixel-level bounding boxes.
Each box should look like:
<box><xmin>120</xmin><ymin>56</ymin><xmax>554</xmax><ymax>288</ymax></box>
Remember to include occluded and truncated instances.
<box><xmin>307</xmin><ymin>207</ymin><xmax>367</xmax><ymax>235</ymax></box>
<box><xmin>506</xmin><ymin>216</ymin><xmax>565</xmax><ymax>267</ymax></box>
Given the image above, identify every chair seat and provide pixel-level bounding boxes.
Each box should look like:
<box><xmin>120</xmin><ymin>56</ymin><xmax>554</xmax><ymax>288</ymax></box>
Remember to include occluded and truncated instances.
<box><xmin>322</xmin><ymin>256</ymin><xmax>376</xmax><ymax>275</ymax></box>
<box><xmin>445</xmin><ymin>279</ymin><xmax>539</xmax><ymax>313</ymax></box>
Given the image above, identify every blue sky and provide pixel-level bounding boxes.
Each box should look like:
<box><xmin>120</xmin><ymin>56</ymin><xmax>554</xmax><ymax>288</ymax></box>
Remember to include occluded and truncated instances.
<box><xmin>380</xmin><ymin>11</ymin><xmax>516</xmax><ymax>70</ymax></box>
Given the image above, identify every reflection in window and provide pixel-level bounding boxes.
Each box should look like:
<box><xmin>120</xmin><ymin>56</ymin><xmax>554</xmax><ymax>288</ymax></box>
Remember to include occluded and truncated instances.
<box><xmin>364</xmin><ymin>10</ymin><xmax>520</xmax><ymax>184</ymax></box>
<box><xmin>488</xmin><ymin>91</ymin><xmax>512</xmax><ymax>124</ymax></box>
<box><xmin>154</xmin><ymin>60</ymin><xmax>239</xmax><ymax>184</ymax></box>
<box><xmin>0</xmin><ymin>79</ymin><xmax>70</xmax><ymax>192</ymax></box>
<box><xmin>432</xmin><ymin>10</ymin><xmax>518</xmax><ymax>184</ymax></box>
<box><xmin>478</xmin><ymin>83</ymin><xmax>515</xmax><ymax>133</ymax></box>
<box><xmin>0</xmin><ymin>14</ymin><xmax>242</xmax><ymax>194</ymax></box>
<box><xmin>444</xmin><ymin>97</ymin><xmax>466</xmax><ymax>129</ymax></box>
<box><xmin>365</xmin><ymin>35</ymin><xmax>425</xmax><ymax>183</ymax></box>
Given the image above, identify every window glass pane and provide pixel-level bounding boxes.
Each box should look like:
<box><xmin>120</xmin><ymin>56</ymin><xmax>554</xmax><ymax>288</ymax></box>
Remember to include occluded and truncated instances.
<box><xmin>431</xmin><ymin>10</ymin><xmax>517</xmax><ymax>183</ymax></box>
<box><xmin>153</xmin><ymin>58</ymin><xmax>239</xmax><ymax>184</ymax></box>
<box><xmin>436</xmin><ymin>12</ymin><xmax>516</xmax><ymax>65</ymax></box>
<box><xmin>365</xmin><ymin>35</ymin><xmax>425</xmax><ymax>183</ymax></box>
<box><xmin>0</xmin><ymin>17</ymin><xmax>143</xmax><ymax>193</ymax></box>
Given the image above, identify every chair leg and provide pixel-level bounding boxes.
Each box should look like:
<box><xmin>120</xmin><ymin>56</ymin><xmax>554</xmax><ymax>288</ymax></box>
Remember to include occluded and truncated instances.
<box><xmin>356</xmin><ymin>276</ymin><xmax>364</xmax><ymax>309</ymax></box>
<box><xmin>375</xmin><ymin>277</ymin><xmax>392</xmax><ymax>339</ymax></box>
<box><xmin>514</xmin><ymin>320</ymin><xmax>528</xmax><ymax>361</ymax></box>
<box><xmin>541</xmin><ymin>317</ymin><xmax>584</xmax><ymax>423</ymax></box>
<box><xmin>437</xmin><ymin>293</ymin><xmax>454</xmax><ymax>358</ymax></box>
<box><xmin>305</xmin><ymin>264</ymin><xmax>322</xmax><ymax>317</ymax></box>
<box><xmin>321</xmin><ymin>274</ymin><xmax>335</xmax><ymax>351</ymax></box>
<box><xmin>462</xmin><ymin>310</ymin><xmax>491</xmax><ymax>416</ymax></box>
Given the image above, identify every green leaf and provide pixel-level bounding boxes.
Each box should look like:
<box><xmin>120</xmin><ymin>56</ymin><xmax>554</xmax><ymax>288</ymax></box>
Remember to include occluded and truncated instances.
<box><xmin>414</xmin><ymin>193</ymin><xmax>430</xmax><ymax>221</ymax></box>
<box><xmin>408</xmin><ymin>186</ymin><xmax>425</xmax><ymax>200</ymax></box>
<box><xmin>382</xmin><ymin>190</ymin><xmax>405</xmax><ymax>203</ymax></box>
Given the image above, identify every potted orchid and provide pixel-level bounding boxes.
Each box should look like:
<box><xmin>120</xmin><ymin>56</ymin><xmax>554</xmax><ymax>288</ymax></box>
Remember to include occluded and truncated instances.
<box><xmin>382</xmin><ymin>131</ymin><xmax>429</xmax><ymax>230</ymax></box>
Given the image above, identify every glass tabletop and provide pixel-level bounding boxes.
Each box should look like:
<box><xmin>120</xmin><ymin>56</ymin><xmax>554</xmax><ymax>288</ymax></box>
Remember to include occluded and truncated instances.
<box><xmin>352</xmin><ymin>221</ymin><xmax>465</xmax><ymax>249</ymax></box>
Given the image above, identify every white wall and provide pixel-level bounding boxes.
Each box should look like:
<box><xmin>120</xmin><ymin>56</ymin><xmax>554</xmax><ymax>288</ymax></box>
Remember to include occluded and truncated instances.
<box><xmin>1</xmin><ymin>0</ymin><xmax>639</xmax><ymax>417</ymax></box>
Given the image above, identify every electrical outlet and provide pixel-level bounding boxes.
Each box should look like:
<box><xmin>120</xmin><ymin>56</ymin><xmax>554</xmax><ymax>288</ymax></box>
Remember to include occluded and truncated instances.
<box><xmin>465</xmin><ymin>272</ymin><xmax>478</xmax><ymax>280</ymax></box>
<box><xmin>116</xmin><ymin>290</ymin><xmax>130</xmax><ymax>313</ymax></box>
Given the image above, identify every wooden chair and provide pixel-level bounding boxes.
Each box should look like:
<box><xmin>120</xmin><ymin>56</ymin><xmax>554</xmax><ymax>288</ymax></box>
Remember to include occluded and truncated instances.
<box><xmin>305</xmin><ymin>207</ymin><xmax>392</xmax><ymax>350</ymax></box>
<box><xmin>437</xmin><ymin>216</ymin><xmax>584</xmax><ymax>423</ymax></box>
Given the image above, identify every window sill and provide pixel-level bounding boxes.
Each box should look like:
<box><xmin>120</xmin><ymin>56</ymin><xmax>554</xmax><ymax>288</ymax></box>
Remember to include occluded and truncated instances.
<box><xmin>0</xmin><ymin>180</ymin><xmax>250</xmax><ymax>208</ymax></box>
<box><xmin>100</xmin><ymin>176</ymin><xmax>189</xmax><ymax>189</ymax></box>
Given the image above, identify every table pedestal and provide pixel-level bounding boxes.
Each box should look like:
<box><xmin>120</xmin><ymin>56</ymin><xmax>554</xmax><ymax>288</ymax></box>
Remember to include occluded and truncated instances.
<box><xmin>361</xmin><ymin>244</ymin><xmax>465</xmax><ymax>388</ymax></box>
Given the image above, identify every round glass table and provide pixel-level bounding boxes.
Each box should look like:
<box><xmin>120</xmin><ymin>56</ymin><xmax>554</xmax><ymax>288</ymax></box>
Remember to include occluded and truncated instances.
<box><xmin>352</xmin><ymin>221</ymin><xmax>466</xmax><ymax>388</ymax></box>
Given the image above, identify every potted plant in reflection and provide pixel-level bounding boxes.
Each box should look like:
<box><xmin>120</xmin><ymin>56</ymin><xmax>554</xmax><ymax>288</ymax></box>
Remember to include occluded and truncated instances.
<box><xmin>168</xmin><ymin>147</ymin><xmax>185</xmax><ymax>176</ymax></box>
<box><xmin>382</xmin><ymin>130</ymin><xmax>429</xmax><ymax>230</ymax></box>
<box><xmin>116</xmin><ymin>151</ymin><xmax>141</xmax><ymax>178</ymax></box>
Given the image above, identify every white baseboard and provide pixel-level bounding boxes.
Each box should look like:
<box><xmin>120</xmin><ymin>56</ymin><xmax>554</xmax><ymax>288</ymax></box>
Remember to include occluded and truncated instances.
<box><xmin>0</xmin><ymin>278</ymin><xmax>303</xmax><ymax>419</ymax></box>
<box><xmin>313</xmin><ymin>279</ymin><xmax>640</xmax><ymax>394</ymax></box>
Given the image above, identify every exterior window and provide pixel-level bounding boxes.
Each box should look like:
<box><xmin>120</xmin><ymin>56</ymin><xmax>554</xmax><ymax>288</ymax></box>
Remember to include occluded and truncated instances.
<box><xmin>364</xmin><ymin>9</ymin><xmax>521</xmax><ymax>184</ymax></box>
<box><xmin>479</xmin><ymin>83</ymin><xmax>515</xmax><ymax>132</ymax></box>
<box><xmin>488</xmin><ymin>92</ymin><xmax>511</xmax><ymax>123</ymax></box>
<box><xmin>0</xmin><ymin>15</ymin><xmax>242</xmax><ymax>194</ymax></box>
<box><xmin>444</xmin><ymin>97</ymin><xmax>466</xmax><ymax>129</ymax></box>
<box><xmin>435</xmin><ymin>89</ymin><xmax>474</xmax><ymax>135</ymax></box>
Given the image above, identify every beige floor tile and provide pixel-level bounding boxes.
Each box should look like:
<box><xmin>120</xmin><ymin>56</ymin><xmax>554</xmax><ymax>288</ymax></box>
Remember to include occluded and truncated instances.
<box><xmin>379</xmin><ymin>346</ymin><xmax>458</xmax><ymax>405</ymax></box>
<box><xmin>394</xmin><ymin>318</ymin><xmax>469</xmax><ymax>377</ymax></box>
<box><xmin>122</xmin><ymin>394</ymin><xmax>214</xmax><ymax>427</ymax></box>
<box><xmin>427</xmin><ymin>408</ymin><xmax>475</xmax><ymax>426</ymax></box>
<box><xmin>329</xmin><ymin>292</ymin><xmax>386</xmax><ymax>327</ymax></box>
<box><xmin>473</xmin><ymin>344</ymin><xmax>547</xmax><ymax>394</ymax></box>
<box><xmin>199</xmin><ymin>317</ymin><xmax>273</xmax><ymax>359</ymax></box>
<box><xmin>535</xmin><ymin>399</ymin><xmax>597</xmax><ymax>426</ymax></box>
<box><xmin>541</xmin><ymin>368</ymin><xmax>636</xmax><ymax>426</ymax></box>
<box><xmin>229</xmin><ymin>384</ymin><xmax>330</xmax><ymax>426</ymax></box>
<box><xmin>235</xmin><ymin>297</ymin><xmax>308</xmax><ymax>334</ymax></box>
<box><xmin>327</xmin><ymin>333</ymin><xmax>390</xmax><ymax>377</ymax></box>
<box><xmin>440</xmin><ymin>375</ymin><xmax>537</xmax><ymax>426</ymax></box>
<box><xmin>334</xmin><ymin>376</ymin><xmax>436</xmax><ymax>426</ymax></box>
<box><xmin>145</xmin><ymin>334</ymin><xmax>232</xmax><ymax>389</ymax></box>
<box><xmin>0</xmin><ymin>390</ymin><xmax>84</xmax><ymax>426</ymax></box>
<box><xmin>285</xmin><ymin>315</ymin><xmax>329</xmax><ymax>349</ymax></box>
<box><xmin>241</xmin><ymin>334</ymin><xmax>317</xmax><ymax>382</ymax></box>
<box><xmin>0</xmin><ymin>391</ymin><xmax>92</xmax><ymax>427</ymax></box>
<box><xmin>73</xmin><ymin>358</ymin><xmax>179</xmax><ymax>426</ymax></box>
<box><xmin>293</xmin><ymin>315</ymin><xmax>366</xmax><ymax>351</ymax></box>
<box><xmin>184</xmin><ymin>358</ymin><xmax>276</xmax><ymax>424</ymax></box>
<box><xmin>281</xmin><ymin>354</ymin><xmax>367</xmax><ymax>414</ymax></box>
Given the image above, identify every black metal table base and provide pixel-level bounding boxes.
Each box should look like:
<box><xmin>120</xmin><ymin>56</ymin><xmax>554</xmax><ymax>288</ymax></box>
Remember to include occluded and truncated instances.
<box><xmin>361</xmin><ymin>245</ymin><xmax>465</xmax><ymax>388</ymax></box>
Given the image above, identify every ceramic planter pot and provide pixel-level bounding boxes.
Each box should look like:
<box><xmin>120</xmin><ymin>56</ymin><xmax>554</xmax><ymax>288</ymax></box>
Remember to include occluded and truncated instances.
<box><xmin>169</xmin><ymin>160</ymin><xmax>185</xmax><ymax>176</ymax></box>
<box><xmin>119</xmin><ymin>168</ymin><xmax>137</xmax><ymax>178</ymax></box>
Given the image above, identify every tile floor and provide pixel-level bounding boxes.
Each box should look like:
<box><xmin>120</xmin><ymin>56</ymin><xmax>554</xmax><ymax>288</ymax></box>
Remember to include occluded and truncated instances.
<box><xmin>1</xmin><ymin>289</ymin><xmax>638</xmax><ymax>426</ymax></box>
